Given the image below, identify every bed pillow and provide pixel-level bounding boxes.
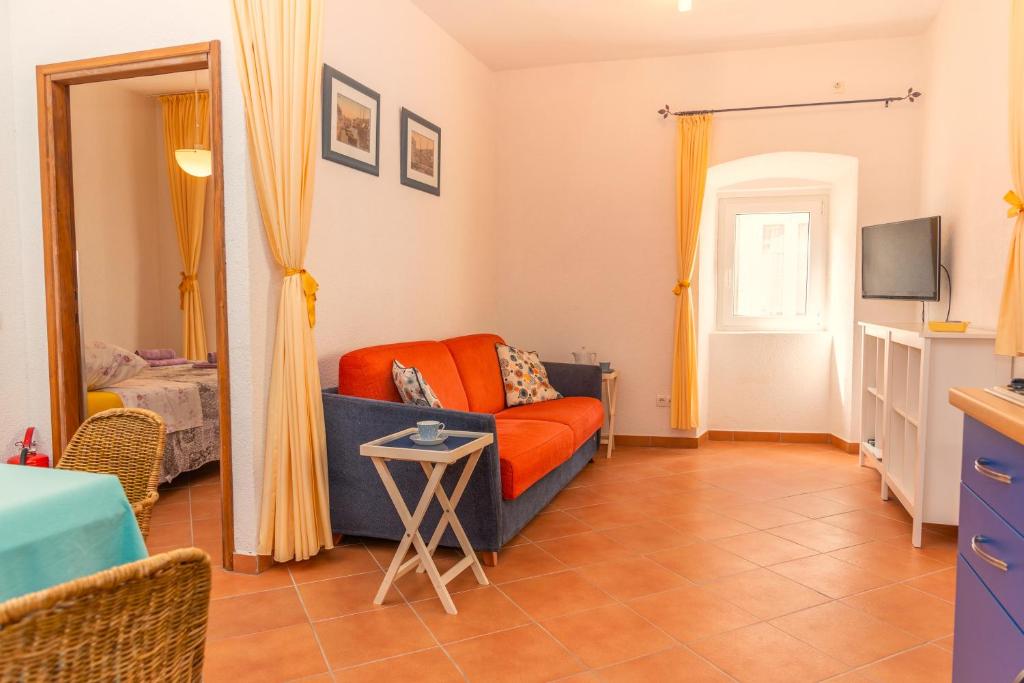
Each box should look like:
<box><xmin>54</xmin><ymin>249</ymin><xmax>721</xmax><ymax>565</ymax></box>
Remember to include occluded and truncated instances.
<box><xmin>84</xmin><ymin>341</ymin><xmax>148</xmax><ymax>390</ymax></box>
<box><xmin>496</xmin><ymin>343</ymin><xmax>562</xmax><ymax>407</ymax></box>
<box><xmin>391</xmin><ymin>360</ymin><xmax>443</xmax><ymax>408</ymax></box>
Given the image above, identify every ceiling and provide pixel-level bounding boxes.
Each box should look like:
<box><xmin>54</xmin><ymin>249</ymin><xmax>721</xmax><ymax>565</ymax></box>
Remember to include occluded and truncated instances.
<box><xmin>85</xmin><ymin>70</ymin><xmax>210</xmax><ymax>96</ymax></box>
<box><xmin>409</xmin><ymin>0</ymin><xmax>944</xmax><ymax>71</ymax></box>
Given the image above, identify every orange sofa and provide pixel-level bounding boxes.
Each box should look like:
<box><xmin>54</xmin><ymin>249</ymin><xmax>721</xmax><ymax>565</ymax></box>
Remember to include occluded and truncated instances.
<box><xmin>323</xmin><ymin>333</ymin><xmax>604</xmax><ymax>555</ymax></box>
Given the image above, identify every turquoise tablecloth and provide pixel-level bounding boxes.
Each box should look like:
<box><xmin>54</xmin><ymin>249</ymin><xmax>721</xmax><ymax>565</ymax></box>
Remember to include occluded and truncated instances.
<box><xmin>0</xmin><ymin>464</ymin><xmax>148</xmax><ymax>601</ymax></box>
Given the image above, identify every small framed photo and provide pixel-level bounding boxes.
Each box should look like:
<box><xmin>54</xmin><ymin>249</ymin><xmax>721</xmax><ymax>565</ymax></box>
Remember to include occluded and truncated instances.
<box><xmin>400</xmin><ymin>108</ymin><xmax>441</xmax><ymax>196</ymax></box>
<box><xmin>322</xmin><ymin>64</ymin><xmax>380</xmax><ymax>176</ymax></box>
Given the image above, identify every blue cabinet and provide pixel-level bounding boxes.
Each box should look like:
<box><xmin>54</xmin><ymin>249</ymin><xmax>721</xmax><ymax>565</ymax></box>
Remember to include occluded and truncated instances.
<box><xmin>953</xmin><ymin>416</ymin><xmax>1024</xmax><ymax>682</ymax></box>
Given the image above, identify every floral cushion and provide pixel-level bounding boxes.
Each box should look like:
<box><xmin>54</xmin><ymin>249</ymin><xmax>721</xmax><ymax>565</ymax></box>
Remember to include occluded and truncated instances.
<box><xmin>391</xmin><ymin>360</ymin><xmax>443</xmax><ymax>408</ymax></box>
<box><xmin>84</xmin><ymin>340</ymin><xmax>148</xmax><ymax>390</ymax></box>
<box><xmin>496</xmin><ymin>343</ymin><xmax>562</xmax><ymax>407</ymax></box>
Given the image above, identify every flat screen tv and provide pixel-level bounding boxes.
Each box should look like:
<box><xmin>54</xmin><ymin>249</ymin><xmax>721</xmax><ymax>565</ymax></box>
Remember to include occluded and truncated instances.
<box><xmin>861</xmin><ymin>217</ymin><xmax>941</xmax><ymax>301</ymax></box>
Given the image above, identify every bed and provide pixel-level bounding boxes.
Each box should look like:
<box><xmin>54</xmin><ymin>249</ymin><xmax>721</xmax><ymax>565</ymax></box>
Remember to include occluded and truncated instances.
<box><xmin>86</xmin><ymin>365</ymin><xmax>220</xmax><ymax>483</ymax></box>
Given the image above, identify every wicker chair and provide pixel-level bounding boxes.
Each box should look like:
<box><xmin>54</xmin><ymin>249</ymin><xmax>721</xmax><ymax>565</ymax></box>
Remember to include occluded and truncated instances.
<box><xmin>0</xmin><ymin>548</ymin><xmax>211</xmax><ymax>682</ymax></box>
<box><xmin>57</xmin><ymin>408</ymin><xmax>165</xmax><ymax>538</ymax></box>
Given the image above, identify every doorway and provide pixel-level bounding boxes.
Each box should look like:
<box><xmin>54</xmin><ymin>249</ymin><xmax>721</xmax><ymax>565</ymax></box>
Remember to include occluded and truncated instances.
<box><xmin>36</xmin><ymin>42</ymin><xmax>235</xmax><ymax>570</ymax></box>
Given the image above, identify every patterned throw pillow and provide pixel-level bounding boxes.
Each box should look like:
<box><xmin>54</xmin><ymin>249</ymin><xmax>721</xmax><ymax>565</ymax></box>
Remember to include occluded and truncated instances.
<box><xmin>391</xmin><ymin>360</ymin><xmax>443</xmax><ymax>408</ymax></box>
<box><xmin>83</xmin><ymin>340</ymin><xmax>148</xmax><ymax>390</ymax></box>
<box><xmin>496</xmin><ymin>343</ymin><xmax>562</xmax><ymax>407</ymax></box>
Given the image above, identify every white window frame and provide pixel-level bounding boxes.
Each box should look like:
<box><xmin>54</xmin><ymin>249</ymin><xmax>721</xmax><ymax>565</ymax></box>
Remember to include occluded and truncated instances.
<box><xmin>716</xmin><ymin>193</ymin><xmax>829</xmax><ymax>332</ymax></box>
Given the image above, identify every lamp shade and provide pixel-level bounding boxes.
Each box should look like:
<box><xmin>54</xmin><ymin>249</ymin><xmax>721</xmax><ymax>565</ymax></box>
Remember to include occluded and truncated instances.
<box><xmin>678</xmin><ymin>0</ymin><xmax>692</xmax><ymax>10</ymax></box>
<box><xmin>174</xmin><ymin>148</ymin><xmax>212</xmax><ymax>178</ymax></box>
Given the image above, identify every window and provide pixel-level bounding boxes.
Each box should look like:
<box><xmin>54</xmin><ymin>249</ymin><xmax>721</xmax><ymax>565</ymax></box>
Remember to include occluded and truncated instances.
<box><xmin>717</xmin><ymin>194</ymin><xmax>828</xmax><ymax>331</ymax></box>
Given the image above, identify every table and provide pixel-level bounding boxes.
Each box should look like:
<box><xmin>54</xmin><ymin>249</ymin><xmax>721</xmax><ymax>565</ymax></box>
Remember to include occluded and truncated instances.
<box><xmin>602</xmin><ymin>370</ymin><xmax>619</xmax><ymax>458</ymax></box>
<box><xmin>361</xmin><ymin>429</ymin><xmax>493</xmax><ymax>615</ymax></box>
<box><xmin>0</xmin><ymin>465</ymin><xmax>148</xmax><ymax>601</ymax></box>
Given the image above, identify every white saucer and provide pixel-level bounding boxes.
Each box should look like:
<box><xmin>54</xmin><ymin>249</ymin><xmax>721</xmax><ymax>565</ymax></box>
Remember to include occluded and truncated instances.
<box><xmin>410</xmin><ymin>433</ymin><xmax>448</xmax><ymax>446</ymax></box>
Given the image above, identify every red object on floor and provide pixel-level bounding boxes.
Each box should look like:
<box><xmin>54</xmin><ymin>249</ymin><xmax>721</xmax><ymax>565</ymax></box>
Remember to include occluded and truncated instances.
<box><xmin>7</xmin><ymin>426</ymin><xmax>50</xmax><ymax>467</ymax></box>
<box><xmin>6</xmin><ymin>454</ymin><xmax>50</xmax><ymax>467</ymax></box>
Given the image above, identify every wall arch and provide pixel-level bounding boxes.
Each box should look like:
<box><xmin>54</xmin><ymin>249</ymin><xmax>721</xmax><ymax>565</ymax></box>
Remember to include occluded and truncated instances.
<box><xmin>696</xmin><ymin>152</ymin><xmax>860</xmax><ymax>440</ymax></box>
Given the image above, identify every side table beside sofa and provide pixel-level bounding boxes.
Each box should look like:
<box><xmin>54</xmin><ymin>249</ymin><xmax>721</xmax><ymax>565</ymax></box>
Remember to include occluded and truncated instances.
<box><xmin>361</xmin><ymin>429</ymin><xmax>494</xmax><ymax>615</ymax></box>
<box><xmin>602</xmin><ymin>370</ymin><xmax>619</xmax><ymax>458</ymax></box>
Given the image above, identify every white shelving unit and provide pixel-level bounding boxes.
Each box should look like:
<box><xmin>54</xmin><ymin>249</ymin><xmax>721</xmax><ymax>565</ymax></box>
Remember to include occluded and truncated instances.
<box><xmin>858</xmin><ymin>322</ymin><xmax>1009</xmax><ymax>546</ymax></box>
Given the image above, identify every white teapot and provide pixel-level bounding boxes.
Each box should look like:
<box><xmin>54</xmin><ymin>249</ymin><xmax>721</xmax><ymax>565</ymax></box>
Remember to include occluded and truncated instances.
<box><xmin>571</xmin><ymin>347</ymin><xmax>598</xmax><ymax>365</ymax></box>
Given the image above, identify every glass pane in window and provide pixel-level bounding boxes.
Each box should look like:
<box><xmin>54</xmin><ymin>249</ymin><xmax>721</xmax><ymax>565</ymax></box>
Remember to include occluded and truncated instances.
<box><xmin>733</xmin><ymin>212</ymin><xmax>810</xmax><ymax>318</ymax></box>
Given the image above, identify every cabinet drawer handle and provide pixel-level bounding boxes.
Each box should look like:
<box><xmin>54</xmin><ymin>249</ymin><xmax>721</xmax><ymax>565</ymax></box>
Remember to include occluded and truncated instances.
<box><xmin>971</xmin><ymin>535</ymin><xmax>1009</xmax><ymax>572</ymax></box>
<box><xmin>975</xmin><ymin>458</ymin><xmax>1014</xmax><ymax>485</ymax></box>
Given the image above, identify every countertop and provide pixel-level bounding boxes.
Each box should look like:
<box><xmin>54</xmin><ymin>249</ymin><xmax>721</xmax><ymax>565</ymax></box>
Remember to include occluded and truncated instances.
<box><xmin>950</xmin><ymin>387</ymin><xmax>1024</xmax><ymax>446</ymax></box>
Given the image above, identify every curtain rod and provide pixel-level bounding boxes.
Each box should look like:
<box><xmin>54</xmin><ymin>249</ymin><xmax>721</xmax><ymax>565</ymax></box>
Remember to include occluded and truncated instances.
<box><xmin>657</xmin><ymin>86</ymin><xmax>922</xmax><ymax>119</ymax></box>
<box><xmin>147</xmin><ymin>89</ymin><xmax>210</xmax><ymax>99</ymax></box>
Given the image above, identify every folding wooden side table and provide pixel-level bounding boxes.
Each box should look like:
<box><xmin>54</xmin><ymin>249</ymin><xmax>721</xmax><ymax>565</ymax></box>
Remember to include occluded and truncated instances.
<box><xmin>360</xmin><ymin>428</ymin><xmax>494</xmax><ymax>615</ymax></box>
<box><xmin>602</xmin><ymin>370</ymin><xmax>619</xmax><ymax>458</ymax></box>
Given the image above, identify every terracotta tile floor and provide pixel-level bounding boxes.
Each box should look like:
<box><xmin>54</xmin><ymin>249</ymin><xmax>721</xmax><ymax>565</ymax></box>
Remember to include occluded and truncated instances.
<box><xmin>152</xmin><ymin>442</ymin><xmax>956</xmax><ymax>682</ymax></box>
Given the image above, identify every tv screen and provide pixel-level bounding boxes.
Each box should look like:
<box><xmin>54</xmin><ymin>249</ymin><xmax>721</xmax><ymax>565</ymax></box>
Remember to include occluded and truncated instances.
<box><xmin>861</xmin><ymin>217</ymin><xmax>941</xmax><ymax>301</ymax></box>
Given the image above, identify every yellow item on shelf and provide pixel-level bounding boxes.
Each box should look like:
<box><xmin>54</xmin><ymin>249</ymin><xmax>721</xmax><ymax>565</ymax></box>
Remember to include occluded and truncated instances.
<box><xmin>928</xmin><ymin>320</ymin><xmax>970</xmax><ymax>333</ymax></box>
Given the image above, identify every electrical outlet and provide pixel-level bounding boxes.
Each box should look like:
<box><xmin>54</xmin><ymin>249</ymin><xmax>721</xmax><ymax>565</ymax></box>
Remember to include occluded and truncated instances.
<box><xmin>656</xmin><ymin>395</ymin><xmax>670</xmax><ymax>408</ymax></box>
<box><xmin>832</xmin><ymin>80</ymin><xmax>846</xmax><ymax>94</ymax></box>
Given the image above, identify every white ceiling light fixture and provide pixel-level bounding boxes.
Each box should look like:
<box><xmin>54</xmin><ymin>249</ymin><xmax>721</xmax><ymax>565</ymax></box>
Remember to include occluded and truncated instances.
<box><xmin>174</xmin><ymin>72</ymin><xmax>212</xmax><ymax>178</ymax></box>
<box><xmin>678</xmin><ymin>0</ymin><xmax>692</xmax><ymax>11</ymax></box>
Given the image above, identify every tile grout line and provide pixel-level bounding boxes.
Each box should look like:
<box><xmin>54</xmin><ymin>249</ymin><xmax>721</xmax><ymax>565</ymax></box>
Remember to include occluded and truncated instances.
<box><xmin>157</xmin><ymin>446</ymin><xmax>954</xmax><ymax>681</ymax></box>
<box><xmin>350</xmin><ymin>527</ymin><xmax>946</xmax><ymax>673</ymax></box>
<box><xmin>565</xmin><ymin>589</ymin><xmax>741</xmax><ymax>681</ymax></box>
<box><xmin>289</xmin><ymin>548</ymin><xmax>347</xmax><ymax>682</ymax></box>
<box><xmin>490</xmin><ymin>580</ymin><xmax>593</xmax><ymax>675</ymax></box>
<box><xmin>365</xmin><ymin>535</ymin><xmax>472</xmax><ymax>683</ymax></box>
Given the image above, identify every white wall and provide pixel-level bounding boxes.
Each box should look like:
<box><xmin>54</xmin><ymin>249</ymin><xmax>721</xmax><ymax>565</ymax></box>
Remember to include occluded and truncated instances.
<box><xmin>310</xmin><ymin>0</ymin><xmax>498</xmax><ymax>386</ymax></box>
<box><xmin>494</xmin><ymin>36</ymin><xmax>925</xmax><ymax>438</ymax></box>
<box><xmin>708</xmin><ymin>333</ymin><xmax>833</xmax><ymax>431</ymax></box>
<box><xmin>0</xmin><ymin>0</ymin><xmax>497</xmax><ymax>557</ymax></box>
<box><xmin>2</xmin><ymin>0</ymin><xmax>265</xmax><ymax>554</ymax></box>
<box><xmin>1</xmin><ymin>0</ymin><xmax>1009</xmax><ymax>556</ymax></box>
<box><xmin>920</xmin><ymin>0</ymin><xmax>1011</xmax><ymax>328</ymax></box>
<box><xmin>71</xmin><ymin>81</ymin><xmax>217</xmax><ymax>356</ymax></box>
<box><xmin>695</xmin><ymin>154</ymin><xmax>860</xmax><ymax>438</ymax></box>
<box><xmin>0</xmin><ymin>0</ymin><xmax>30</xmax><ymax>456</ymax></box>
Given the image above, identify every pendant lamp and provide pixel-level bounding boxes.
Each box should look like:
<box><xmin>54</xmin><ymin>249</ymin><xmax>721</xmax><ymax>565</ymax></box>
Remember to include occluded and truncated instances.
<box><xmin>174</xmin><ymin>72</ymin><xmax>212</xmax><ymax>178</ymax></box>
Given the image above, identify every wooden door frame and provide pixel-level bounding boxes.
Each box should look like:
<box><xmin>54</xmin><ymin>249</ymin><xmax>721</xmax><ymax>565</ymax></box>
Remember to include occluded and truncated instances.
<box><xmin>36</xmin><ymin>41</ymin><xmax>235</xmax><ymax>570</ymax></box>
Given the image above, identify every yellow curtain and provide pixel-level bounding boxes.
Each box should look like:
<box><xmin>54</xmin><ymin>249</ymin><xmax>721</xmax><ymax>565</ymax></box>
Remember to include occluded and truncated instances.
<box><xmin>159</xmin><ymin>92</ymin><xmax>209</xmax><ymax>360</ymax></box>
<box><xmin>670</xmin><ymin>114</ymin><xmax>712</xmax><ymax>430</ymax></box>
<box><xmin>997</xmin><ymin>0</ymin><xmax>1024</xmax><ymax>356</ymax></box>
<box><xmin>232</xmin><ymin>0</ymin><xmax>332</xmax><ymax>562</ymax></box>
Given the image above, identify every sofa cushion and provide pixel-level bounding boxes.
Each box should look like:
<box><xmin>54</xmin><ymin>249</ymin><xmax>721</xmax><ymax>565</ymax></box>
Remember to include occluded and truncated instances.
<box><xmin>442</xmin><ymin>333</ymin><xmax>507</xmax><ymax>414</ymax></box>
<box><xmin>498</xmin><ymin>397</ymin><xmax>604</xmax><ymax>449</ymax></box>
<box><xmin>338</xmin><ymin>341</ymin><xmax>469</xmax><ymax>411</ymax></box>
<box><xmin>495</xmin><ymin>419</ymin><xmax>574</xmax><ymax>500</ymax></box>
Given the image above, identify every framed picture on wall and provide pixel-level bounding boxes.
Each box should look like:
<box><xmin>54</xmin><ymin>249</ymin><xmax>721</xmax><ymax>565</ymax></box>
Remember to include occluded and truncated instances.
<box><xmin>321</xmin><ymin>64</ymin><xmax>380</xmax><ymax>175</ymax></box>
<box><xmin>399</xmin><ymin>108</ymin><xmax>441</xmax><ymax>196</ymax></box>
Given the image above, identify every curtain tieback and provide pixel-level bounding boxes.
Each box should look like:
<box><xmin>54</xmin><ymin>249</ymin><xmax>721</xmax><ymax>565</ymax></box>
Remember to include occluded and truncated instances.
<box><xmin>672</xmin><ymin>279</ymin><xmax>691</xmax><ymax>296</ymax></box>
<box><xmin>285</xmin><ymin>268</ymin><xmax>319</xmax><ymax>328</ymax></box>
<box><xmin>178</xmin><ymin>272</ymin><xmax>198</xmax><ymax>310</ymax></box>
<box><xmin>1005</xmin><ymin>190</ymin><xmax>1024</xmax><ymax>218</ymax></box>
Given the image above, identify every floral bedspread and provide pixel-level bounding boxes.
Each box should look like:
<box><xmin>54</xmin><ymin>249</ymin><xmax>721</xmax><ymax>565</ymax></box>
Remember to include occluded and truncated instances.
<box><xmin>107</xmin><ymin>366</ymin><xmax>220</xmax><ymax>482</ymax></box>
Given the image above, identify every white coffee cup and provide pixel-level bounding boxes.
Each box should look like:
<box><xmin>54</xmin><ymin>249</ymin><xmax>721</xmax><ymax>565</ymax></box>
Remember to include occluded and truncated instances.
<box><xmin>416</xmin><ymin>420</ymin><xmax>445</xmax><ymax>441</ymax></box>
